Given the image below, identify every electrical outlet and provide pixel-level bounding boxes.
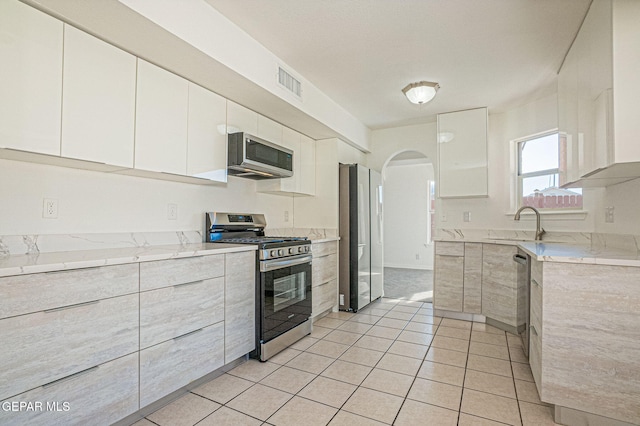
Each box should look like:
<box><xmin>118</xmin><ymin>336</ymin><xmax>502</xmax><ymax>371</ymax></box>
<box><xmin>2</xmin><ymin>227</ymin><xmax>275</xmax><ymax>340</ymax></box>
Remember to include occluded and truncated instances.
<box><xmin>43</xmin><ymin>198</ymin><xmax>58</xmax><ymax>219</ymax></box>
<box><xmin>167</xmin><ymin>203</ymin><xmax>178</xmax><ymax>220</ymax></box>
<box><xmin>284</xmin><ymin>210</ymin><xmax>290</xmax><ymax>222</ymax></box>
<box><xmin>605</xmin><ymin>206</ymin><xmax>614</xmax><ymax>223</ymax></box>
<box><xmin>463</xmin><ymin>211</ymin><xmax>471</xmax><ymax>222</ymax></box>
<box><xmin>339</xmin><ymin>294</ymin><xmax>345</xmax><ymax>305</ymax></box>
<box><xmin>415</xmin><ymin>254</ymin><xmax>420</xmax><ymax>260</ymax></box>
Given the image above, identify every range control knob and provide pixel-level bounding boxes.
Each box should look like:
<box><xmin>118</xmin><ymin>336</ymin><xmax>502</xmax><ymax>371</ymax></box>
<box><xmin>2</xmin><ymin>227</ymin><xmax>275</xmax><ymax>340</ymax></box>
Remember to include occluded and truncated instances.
<box><xmin>278</xmin><ymin>249</ymin><xmax>284</xmax><ymax>256</ymax></box>
<box><xmin>270</xmin><ymin>250</ymin><xmax>276</xmax><ymax>257</ymax></box>
<box><xmin>298</xmin><ymin>247</ymin><xmax>304</xmax><ymax>253</ymax></box>
<box><xmin>288</xmin><ymin>248</ymin><xmax>294</xmax><ymax>254</ymax></box>
<box><xmin>304</xmin><ymin>246</ymin><xmax>310</xmax><ymax>252</ymax></box>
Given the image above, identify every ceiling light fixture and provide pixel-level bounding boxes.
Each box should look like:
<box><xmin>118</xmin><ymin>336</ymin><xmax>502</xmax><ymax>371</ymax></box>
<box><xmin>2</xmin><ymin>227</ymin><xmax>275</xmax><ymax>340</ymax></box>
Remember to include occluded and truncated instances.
<box><xmin>402</xmin><ymin>81</ymin><xmax>440</xmax><ymax>105</ymax></box>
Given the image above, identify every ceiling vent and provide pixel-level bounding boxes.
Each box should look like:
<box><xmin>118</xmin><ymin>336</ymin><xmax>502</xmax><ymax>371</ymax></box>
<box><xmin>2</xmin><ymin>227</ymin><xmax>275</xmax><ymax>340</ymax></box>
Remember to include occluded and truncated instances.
<box><xmin>278</xmin><ymin>67</ymin><xmax>302</xmax><ymax>98</ymax></box>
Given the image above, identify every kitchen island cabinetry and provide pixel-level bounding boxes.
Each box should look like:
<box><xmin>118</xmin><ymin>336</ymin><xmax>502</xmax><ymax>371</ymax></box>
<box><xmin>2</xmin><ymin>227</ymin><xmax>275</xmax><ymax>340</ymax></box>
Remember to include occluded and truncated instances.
<box><xmin>311</xmin><ymin>240</ymin><xmax>338</xmax><ymax>318</ymax></box>
<box><xmin>0</xmin><ymin>0</ymin><xmax>63</xmax><ymax>156</ymax></box>
<box><xmin>61</xmin><ymin>25</ymin><xmax>136</xmax><ymax>168</ymax></box>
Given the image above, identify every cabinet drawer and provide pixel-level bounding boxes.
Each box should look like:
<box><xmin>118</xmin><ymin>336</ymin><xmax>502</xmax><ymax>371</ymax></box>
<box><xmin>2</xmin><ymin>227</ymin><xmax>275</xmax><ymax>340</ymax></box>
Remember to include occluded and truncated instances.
<box><xmin>0</xmin><ymin>294</ymin><xmax>138</xmax><ymax>401</ymax></box>
<box><xmin>140</xmin><ymin>322</ymin><xmax>224</xmax><ymax>407</ymax></box>
<box><xmin>0</xmin><ymin>352</ymin><xmax>139</xmax><ymax>426</ymax></box>
<box><xmin>312</xmin><ymin>241</ymin><xmax>337</xmax><ymax>257</ymax></box>
<box><xmin>0</xmin><ymin>263</ymin><xmax>138</xmax><ymax>319</ymax></box>
<box><xmin>312</xmin><ymin>279</ymin><xmax>336</xmax><ymax>316</ymax></box>
<box><xmin>139</xmin><ymin>254</ymin><xmax>224</xmax><ymax>291</ymax></box>
<box><xmin>140</xmin><ymin>277</ymin><xmax>224</xmax><ymax>348</ymax></box>
<box><xmin>312</xmin><ymin>253</ymin><xmax>337</xmax><ymax>286</ymax></box>
<box><xmin>435</xmin><ymin>241</ymin><xmax>464</xmax><ymax>256</ymax></box>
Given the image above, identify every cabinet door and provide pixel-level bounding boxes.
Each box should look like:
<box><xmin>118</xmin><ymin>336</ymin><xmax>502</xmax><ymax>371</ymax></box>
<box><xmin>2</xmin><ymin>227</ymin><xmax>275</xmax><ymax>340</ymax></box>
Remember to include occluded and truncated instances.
<box><xmin>0</xmin><ymin>352</ymin><xmax>138</xmax><ymax>426</ymax></box>
<box><xmin>256</xmin><ymin>114</ymin><xmax>283</xmax><ymax>144</ymax></box>
<box><xmin>437</xmin><ymin>107</ymin><xmax>488</xmax><ymax>198</ymax></box>
<box><xmin>299</xmin><ymin>134</ymin><xmax>316</xmax><ymax>195</ymax></box>
<box><xmin>0</xmin><ymin>0</ymin><xmax>63</xmax><ymax>155</ymax></box>
<box><xmin>140</xmin><ymin>322</ymin><xmax>224</xmax><ymax>407</ymax></box>
<box><xmin>481</xmin><ymin>244</ymin><xmax>518</xmax><ymax>328</ymax></box>
<box><xmin>226</xmin><ymin>101</ymin><xmax>257</xmax><ymax>135</ymax></box>
<box><xmin>61</xmin><ymin>25</ymin><xmax>136</xmax><ymax>167</ymax></box>
<box><xmin>463</xmin><ymin>243</ymin><xmax>482</xmax><ymax>314</ymax></box>
<box><xmin>0</xmin><ymin>294</ymin><xmax>138</xmax><ymax>401</ymax></box>
<box><xmin>224</xmin><ymin>251</ymin><xmax>256</xmax><ymax>362</ymax></box>
<box><xmin>187</xmin><ymin>83</ymin><xmax>227</xmax><ymax>182</ymax></box>
<box><xmin>135</xmin><ymin>59</ymin><xmax>188</xmax><ymax>174</ymax></box>
<box><xmin>434</xmin><ymin>254</ymin><xmax>463</xmax><ymax>312</ymax></box>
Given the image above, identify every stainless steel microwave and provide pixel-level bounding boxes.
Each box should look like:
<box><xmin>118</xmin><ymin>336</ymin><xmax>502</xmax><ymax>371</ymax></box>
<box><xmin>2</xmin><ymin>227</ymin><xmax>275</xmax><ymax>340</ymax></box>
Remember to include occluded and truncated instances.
<box><xmin>227</xmin><ymin>132</ymin><xmax>293</xmax><ymax>179</ymax></box>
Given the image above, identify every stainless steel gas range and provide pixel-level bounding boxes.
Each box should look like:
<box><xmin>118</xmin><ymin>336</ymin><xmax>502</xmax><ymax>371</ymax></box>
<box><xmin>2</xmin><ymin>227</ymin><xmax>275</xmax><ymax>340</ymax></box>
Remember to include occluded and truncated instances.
<box><xmin>205</xmin><ymin>212</ymin><xmax>312</xmax><ymax>361</ymax></box>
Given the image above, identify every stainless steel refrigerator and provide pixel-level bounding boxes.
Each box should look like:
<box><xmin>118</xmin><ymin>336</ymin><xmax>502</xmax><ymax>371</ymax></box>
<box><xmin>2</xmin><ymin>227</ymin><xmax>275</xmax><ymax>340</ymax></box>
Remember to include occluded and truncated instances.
<box><xmin>339</xmin><ymin>164</ymin><xmax>383</xmax><ymax>312</ymax></box>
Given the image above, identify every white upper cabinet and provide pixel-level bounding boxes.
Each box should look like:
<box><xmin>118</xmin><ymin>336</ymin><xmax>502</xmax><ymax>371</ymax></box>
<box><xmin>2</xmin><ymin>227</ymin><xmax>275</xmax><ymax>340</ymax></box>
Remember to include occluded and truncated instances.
<box><xmin>61</xmin><ymin>25</ymin><xmax>136</xmax><ymax>168</ymax></box>
<box><xmin>226</xmin><ymin>101</ymin><xmax>257</xmax><ymax>135</ymax></box>
<box><xmin>256</xmin><ymin>115</ymin><xmax>283</xmax><ymax>144</ymax></box>
<box><xmin>0</xmin><ymin>0</ymin><xmax>63</xmax><ymax>155</ymax></box>
<box><xmin>187</xmin><ymin>83</ymin><xmax>227</xmax><ymax>182</ymax></box>
<box><xmin>561</xmin><ymin>0</ymin><xmax>640</xmax><ymax>187</ymax></box>
<box><xmin>135</xmin><ymin>59</ymin><xmax>188</xmax><ymax>175</ymax></box>
<box><xmin>256</xmin><ymin>127</ymin><xmax>316</xmax><ymax>196</ymax></box>
<box><xmin>437</xmin><ymin>107</ymin><xmax>489</xmax><ymax>198</ymax></box>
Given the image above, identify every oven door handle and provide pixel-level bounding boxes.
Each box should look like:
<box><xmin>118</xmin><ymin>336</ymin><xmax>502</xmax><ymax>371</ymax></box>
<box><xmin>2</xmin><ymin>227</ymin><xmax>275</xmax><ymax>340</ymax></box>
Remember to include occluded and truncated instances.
<box><xmin>260</xmin><ymin>254</ymin><xmax>312</xmax><ymax>272</ymax></box>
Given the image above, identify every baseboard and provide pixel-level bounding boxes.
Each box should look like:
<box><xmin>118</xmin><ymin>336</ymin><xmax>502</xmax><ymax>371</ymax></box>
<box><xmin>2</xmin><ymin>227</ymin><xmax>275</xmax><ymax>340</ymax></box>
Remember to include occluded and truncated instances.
<box><xmin>384</xmin><ymin>263</ymin><xmax>433</xmax><ymax>270</ymax></box>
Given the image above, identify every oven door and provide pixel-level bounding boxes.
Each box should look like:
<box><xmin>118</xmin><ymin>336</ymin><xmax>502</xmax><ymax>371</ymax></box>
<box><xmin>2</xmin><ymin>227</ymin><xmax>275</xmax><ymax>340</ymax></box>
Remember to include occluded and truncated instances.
<box><xmin>259</xmin><ymin>254</ymin><xmax>312</xmax><ymax>343</ymax></box>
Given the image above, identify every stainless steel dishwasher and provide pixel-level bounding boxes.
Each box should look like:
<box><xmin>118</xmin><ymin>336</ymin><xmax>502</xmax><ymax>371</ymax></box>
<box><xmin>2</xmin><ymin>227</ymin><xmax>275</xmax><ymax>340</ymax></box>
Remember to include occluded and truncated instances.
<box><xmin>513</xmin><ymin>250</ymin><xmax>530</xmax><ymax>357</ymax></box>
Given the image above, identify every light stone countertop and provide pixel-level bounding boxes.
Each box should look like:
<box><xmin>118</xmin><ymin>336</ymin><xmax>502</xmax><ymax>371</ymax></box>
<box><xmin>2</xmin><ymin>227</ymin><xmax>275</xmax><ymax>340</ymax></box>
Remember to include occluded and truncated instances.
<box><xmin>310</xmin><ymin>237</ymin><xmax>339</xmax><ymax>244</ymax></box>
<box><xmin>0</xmin><ymin>243</ymin><xmax>257</xmax><ymax>278</ymax></box>
<box><xmin>517</xmin><ymin>241</ymin><xmax>640</xmax><ymax>267</ymax></box>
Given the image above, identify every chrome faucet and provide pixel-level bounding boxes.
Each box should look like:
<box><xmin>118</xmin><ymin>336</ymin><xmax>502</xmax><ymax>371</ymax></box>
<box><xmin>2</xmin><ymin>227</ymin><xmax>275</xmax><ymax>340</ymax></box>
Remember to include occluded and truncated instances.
<box><xmin>514</xmin><ymin>206</ymin><xmax>545</xmax><ymax>241</ymax></box>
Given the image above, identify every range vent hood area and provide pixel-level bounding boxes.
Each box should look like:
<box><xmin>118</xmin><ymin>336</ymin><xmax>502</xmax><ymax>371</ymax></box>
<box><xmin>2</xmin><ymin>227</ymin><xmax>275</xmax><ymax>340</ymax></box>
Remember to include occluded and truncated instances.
<box><xmin>227</xmin><ymin>132</ymin><xmax>294</xmax><ymax>180</ymax></box>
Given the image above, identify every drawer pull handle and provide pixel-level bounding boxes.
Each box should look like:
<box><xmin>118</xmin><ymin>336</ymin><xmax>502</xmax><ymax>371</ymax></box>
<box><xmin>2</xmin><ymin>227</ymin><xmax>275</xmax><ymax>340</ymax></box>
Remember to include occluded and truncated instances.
<box><xmin>42</xmin><ymin>366</ymin><xmax>99</xmax><ymax>388</ymax></box>
<box><xmin>174</xmin><ymin>280</ymin><xmax>202</xmax><ymax>289</ymax></box>
<box><xmin>173</xmin><ymin>328</ymin><xmax>203</xmax><ymax>341</ymax></box>
<box><xmin>44</xmin><ymin>300</ymin><xmax>99</xmax><ymax>313</ymax></box>
<box><xmin>530</xmin><ymin>325</ymin><xmax>538</xmax><ymax>336</ymax></box>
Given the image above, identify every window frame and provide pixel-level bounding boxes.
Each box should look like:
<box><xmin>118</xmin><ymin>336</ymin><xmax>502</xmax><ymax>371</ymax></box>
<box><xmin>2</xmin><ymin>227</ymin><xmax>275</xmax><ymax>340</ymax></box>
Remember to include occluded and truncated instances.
<box><xmin>514</xmin><ymin>130</ymin><xmax>582</xmax><ymax>212</ymax></box>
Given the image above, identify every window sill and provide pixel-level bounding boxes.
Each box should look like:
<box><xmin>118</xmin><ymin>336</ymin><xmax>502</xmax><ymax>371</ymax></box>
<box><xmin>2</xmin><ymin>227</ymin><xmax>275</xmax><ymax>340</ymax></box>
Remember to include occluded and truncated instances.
<box><xmin>504</xmin><ymin>210</ymin><xmax>588</xmax><ymax>220</ymax></box>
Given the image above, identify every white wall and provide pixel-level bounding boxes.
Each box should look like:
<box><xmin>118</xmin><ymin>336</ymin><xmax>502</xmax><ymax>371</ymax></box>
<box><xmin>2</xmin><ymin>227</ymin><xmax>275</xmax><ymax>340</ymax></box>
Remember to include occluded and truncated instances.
<box><xmin>370</xmin><ymin>94</ymin><xmax>602</xmax><ymax>234</ymax></box>
<box><xmin>0</xmin><ymin>159</ymin><xmax>293</xmax><ymax>236</ymax></box>
<box><xmin>384</xmin><ymin>162</ymin><xmax>434</xmax><ymax>269</ymax></box>
<box><xmin>597</xmin><ymin>177</ymin><xmax>640</xmax><ymax>235</ymax></box>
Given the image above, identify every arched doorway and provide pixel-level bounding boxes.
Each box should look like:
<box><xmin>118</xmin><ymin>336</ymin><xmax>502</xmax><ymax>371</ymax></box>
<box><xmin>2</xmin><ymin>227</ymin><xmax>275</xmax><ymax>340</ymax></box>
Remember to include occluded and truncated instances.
<box><xmin>382</xmin><ymin>150</ymin><xmax>435</xmax><ymax>302</ymax></box>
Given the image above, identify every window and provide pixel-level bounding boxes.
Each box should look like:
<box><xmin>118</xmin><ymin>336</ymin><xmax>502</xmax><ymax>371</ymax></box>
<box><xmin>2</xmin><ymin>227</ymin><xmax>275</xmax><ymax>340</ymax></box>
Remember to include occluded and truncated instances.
<box><xmin>517</xmin><ymin>132</ymin><xmax>582</xmax><ymax>210</ymax></box>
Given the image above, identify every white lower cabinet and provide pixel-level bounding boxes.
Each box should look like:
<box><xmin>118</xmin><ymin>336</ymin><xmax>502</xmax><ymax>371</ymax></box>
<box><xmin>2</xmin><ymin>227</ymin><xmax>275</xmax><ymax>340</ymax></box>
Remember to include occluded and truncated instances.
<box><xmin>140</xmin><ymin>322</ymin><xmax>224</xmax><ymax>407</ymax></box>
<box><xmin>0</xmin><ymin>352</ymin><xmax>139</xmax><ymax>426</ymax></box>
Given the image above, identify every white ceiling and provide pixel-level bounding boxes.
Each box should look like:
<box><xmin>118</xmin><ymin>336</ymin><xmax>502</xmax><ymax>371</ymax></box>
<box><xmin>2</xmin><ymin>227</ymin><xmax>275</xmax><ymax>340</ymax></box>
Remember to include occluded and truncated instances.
<box><xmin>205</xmin><ymin>0</ymin><xmax>592</xmax><ymax>129</ymax></box>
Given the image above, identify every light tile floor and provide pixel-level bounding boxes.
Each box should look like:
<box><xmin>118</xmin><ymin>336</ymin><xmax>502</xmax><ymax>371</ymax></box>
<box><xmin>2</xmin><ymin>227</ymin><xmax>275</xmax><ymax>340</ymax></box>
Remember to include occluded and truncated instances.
<box><xmin>134</xmin><ymin>298</ymin><xmax>560</xmax><ymax>426</ymax></box>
